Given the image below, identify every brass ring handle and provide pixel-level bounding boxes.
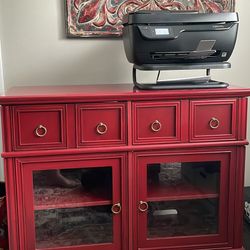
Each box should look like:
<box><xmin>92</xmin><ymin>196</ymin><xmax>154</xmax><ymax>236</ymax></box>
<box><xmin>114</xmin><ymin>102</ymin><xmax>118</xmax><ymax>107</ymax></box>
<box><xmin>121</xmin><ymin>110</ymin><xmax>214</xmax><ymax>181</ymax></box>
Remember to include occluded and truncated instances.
<box><xmin>138</xmin><ymin>201</ymin><xmax>149</xmax><ymax>212</ymax></box>
<box><xmin>96</xmin><ymin>122</ymin><xmax>108</xmax><ymax>135</ymax></box>
<box><xmin>209</xmin><ymin>117</ymin><xmax>220</xmax><ymax>129</ymax></box>
<box><xmin>151</xmin><ymin>120</ymin><xmax>162</xmax><ymax>132</ymax></box>
<box><xmin>111</xmin><ymin>202</ymin><xmax>122</xmax><ymax>214</ymax></box>
<box><xmin>35</xmin><ymin>125</ymin><xmax>47</xmax><ymax>137</ymax></box>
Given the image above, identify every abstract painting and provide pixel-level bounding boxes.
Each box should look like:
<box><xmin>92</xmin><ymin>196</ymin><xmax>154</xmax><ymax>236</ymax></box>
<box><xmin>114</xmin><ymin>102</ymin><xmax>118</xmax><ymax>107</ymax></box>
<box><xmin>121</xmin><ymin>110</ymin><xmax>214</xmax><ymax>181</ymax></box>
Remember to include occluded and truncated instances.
<box><xmin>66</xmin><ymin>0</ymin><xmax>235</xmax><ymax>37</ymax></box>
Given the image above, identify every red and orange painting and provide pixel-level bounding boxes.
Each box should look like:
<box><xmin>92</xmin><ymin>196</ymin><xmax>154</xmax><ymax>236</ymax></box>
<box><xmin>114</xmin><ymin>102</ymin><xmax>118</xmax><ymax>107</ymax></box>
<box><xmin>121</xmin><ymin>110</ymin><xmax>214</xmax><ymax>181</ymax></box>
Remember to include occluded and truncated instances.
<box><xmin>66</xmin><ymin>0</ymin><xmax>235</xmax><ymax>37</ymax></box>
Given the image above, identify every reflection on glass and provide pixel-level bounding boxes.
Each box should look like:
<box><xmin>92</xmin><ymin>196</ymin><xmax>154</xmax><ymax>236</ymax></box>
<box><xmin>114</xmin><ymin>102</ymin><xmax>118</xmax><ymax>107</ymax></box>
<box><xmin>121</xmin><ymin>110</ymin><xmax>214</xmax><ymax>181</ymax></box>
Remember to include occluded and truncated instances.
<box><xmin>147</xmin><ymin>161</ymin><xmax>220</xmax><ymax>238</ymax></box>
<box><xmin>35</xmin><ymin>206</ymin><xmax>113</xmax><ymax>248</ymax></box>
<box><xmin>33</xmin><ymin>167</ymin><xmax>112</xmax><ymax>208</ymax></box>
<box><xmin>147</xmin><ymin>162</ymin><xmax>220</xmax><ymax>199</ymax></box>
<box><xmin>147</xmin><ymin>199</ymin><xmax>218</xmax><ymax>238</ymax></box>
<box><xmin>32</xmin><ymin>167</ymin><xmax>113</xmax><ymax>248</ymax></box>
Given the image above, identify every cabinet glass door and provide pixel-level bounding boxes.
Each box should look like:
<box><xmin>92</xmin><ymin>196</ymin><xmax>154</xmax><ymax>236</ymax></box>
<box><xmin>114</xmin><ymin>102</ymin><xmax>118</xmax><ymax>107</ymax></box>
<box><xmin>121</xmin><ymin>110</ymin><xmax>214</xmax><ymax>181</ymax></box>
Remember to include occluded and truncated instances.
<box><xmin>23</xmin><ymin>157</ymin><xmax>122</xmax><ymax>250</ymax></box>
<box><xmin>137</xmin><ymin>150</ymin><xmax>232</xmax><ymax>249</ymax></box>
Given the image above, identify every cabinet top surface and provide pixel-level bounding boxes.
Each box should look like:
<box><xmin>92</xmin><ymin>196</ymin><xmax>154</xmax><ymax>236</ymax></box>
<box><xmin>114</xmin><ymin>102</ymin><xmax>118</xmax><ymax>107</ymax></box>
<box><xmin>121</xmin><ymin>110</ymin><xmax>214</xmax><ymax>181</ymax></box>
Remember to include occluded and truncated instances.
<box><xmin>1</xmin><ymin>84</ymin><xmax>250</xmax><ymax>105</ymax></box>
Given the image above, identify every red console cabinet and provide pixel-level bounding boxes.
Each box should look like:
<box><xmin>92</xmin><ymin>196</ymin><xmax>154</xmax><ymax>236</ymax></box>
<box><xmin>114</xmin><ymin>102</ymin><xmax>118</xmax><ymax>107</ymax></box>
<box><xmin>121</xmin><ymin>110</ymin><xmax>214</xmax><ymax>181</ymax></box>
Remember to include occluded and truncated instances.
<box><xmin>0</xmin><ymin>84</ymin><xmax>249</xmax><ymax>250</ymax></box>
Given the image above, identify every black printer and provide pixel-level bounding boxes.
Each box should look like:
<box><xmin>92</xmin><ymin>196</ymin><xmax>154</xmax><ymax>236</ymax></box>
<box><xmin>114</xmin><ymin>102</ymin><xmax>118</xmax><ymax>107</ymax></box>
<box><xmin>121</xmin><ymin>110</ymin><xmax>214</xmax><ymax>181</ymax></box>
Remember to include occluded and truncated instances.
<box><xmin>123</xmin><ymin>10</ymin><xmax>239</xmax><ymax>65</ymax></box>
<box><xmin>122</xmin><ymin>11</ymin><xmax>239</xmax><ymax>90</ymax></box>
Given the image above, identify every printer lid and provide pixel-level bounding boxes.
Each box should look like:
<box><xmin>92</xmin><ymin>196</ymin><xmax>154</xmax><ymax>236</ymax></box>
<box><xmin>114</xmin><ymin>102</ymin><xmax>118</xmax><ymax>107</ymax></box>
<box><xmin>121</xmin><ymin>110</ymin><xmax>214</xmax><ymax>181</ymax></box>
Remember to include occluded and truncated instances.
<box><xmin>123</xmin><ymin>10</ymin><xmax>239</xmax><ymax>25</ymax></box>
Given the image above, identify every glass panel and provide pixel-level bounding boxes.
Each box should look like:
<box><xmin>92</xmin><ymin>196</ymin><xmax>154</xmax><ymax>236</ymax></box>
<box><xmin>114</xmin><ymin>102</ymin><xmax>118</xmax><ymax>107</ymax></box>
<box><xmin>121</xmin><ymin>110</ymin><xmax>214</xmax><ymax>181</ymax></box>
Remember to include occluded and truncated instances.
<box><xmin>35</xmin><ymin>205</ymin><xmax>113</xmax><ymax>248</ymax></box>
<box><xmin>33</xmin><ymin>167</ymin><xmax>112</xmax><ymax>209</ymax></box>
<box><xmin>147</xmin><ymin>162</ymin><xmax>220</xmax><ymax>200</ymax></box>
<box><xmin>148</xmin><ymin>199</ymin><xmax>218</xmax><ymax>238</ymax></box>
<box><xmin>32</xmin><ymin>167</ymin><xmax>113</xmax><ymax>248</ymax></box>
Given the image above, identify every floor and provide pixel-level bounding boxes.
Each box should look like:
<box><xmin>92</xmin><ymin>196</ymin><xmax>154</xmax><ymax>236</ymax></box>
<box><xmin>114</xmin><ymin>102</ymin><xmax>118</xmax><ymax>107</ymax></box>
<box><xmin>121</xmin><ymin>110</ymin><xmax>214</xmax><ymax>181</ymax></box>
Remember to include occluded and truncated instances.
<box><xmin>244</xmin><ymin>187</ymin><xmax>250</xmax><ymax>250</ymax></box>
<box><xmin>244</xmin><ymin>222</ymin><xmax>250</xmax><ymax>250</ymax></box>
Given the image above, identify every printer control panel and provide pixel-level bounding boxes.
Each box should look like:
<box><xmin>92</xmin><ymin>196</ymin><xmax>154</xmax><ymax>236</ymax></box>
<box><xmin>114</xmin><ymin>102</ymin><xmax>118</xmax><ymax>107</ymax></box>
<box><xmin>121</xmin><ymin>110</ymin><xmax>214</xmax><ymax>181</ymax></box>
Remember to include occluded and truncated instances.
<box><xmin>138</xmin><ymin>25</ymin><xmax>176</xmax><ymax>39</ymax></box>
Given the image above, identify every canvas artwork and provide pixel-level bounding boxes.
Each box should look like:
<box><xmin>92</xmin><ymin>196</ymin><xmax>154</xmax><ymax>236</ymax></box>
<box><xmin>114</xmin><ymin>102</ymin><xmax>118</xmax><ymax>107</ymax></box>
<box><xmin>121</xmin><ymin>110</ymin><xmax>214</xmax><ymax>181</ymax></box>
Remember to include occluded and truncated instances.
<box><xmin>66</xmin><ymin>0</ymin><xmax>235</xmax><ymax>37</ymax></box>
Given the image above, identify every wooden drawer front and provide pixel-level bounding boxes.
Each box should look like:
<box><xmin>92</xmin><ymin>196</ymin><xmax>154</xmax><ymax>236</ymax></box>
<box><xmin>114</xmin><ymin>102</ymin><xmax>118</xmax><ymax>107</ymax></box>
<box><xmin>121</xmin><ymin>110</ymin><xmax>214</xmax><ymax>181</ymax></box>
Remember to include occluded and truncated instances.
<box><xmin>133</xmin><ymin>101</ymin><xmax>181</xmax><ymax>144</ymax></box>
<box><xmin>76</xmin><ymin>103</ymin><xmax>126</xmax><ymax>147</ymax></box>
<box><xmin>190</xmin><ymin>99</ymin><xmax>237</xmax><ymax>141</ymax></box>
<box><xmin>12</xmin><ymin>105</ymin><xmax>67</xmax><ymax>150</ymax></box>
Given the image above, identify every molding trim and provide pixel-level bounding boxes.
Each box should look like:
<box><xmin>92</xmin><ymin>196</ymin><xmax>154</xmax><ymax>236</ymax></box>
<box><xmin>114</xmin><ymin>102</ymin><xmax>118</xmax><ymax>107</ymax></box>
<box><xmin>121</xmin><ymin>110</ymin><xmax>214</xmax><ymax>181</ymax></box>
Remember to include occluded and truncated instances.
<box><xmin>0</xmin><ymin>39</ymin><xmax>4</xmax><ymax>94</ymax></box>
<box><xmin>0</xmin><ymin>40</ymin><xmax>4</xmax><ymax>181</ymax></box>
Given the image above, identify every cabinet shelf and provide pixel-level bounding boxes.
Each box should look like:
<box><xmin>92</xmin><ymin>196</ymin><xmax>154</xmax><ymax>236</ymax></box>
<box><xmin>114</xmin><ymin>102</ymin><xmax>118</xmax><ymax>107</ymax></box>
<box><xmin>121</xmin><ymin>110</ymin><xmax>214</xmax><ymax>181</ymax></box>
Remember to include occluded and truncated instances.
<box><xmin>34</xmin><ymin>186</ymin><xmax>112</xmax><ymax>211</ymax></box>
<box><xmin>148</xmin><ymin>182</ymin><xmax>219</xmax><ymax>202</ymax></box>
<box><xmin>35</xmin><ymin>206</ymin><xmax>113</xmax><ymax>249</ymax></box>
<box><xmin>35</xmin><ymin>223</ymin><xmax>113</xmax><ymax>249</ymax></box>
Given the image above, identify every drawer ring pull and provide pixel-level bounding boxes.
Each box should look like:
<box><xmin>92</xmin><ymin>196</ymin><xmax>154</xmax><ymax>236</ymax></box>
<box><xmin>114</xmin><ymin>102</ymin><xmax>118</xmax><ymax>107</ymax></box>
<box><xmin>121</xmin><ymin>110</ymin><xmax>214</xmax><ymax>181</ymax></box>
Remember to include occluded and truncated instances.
<box><xmin>209</xmin><ymin>117</ymin><xmax>220</xmax><ymax>129</ymax></box>
<box><xmin>111</xmin><ymin>203</ymin><xmax>122</xmax><ymax>214</ymax></box>
<box><xmin>138</xmin><ymin>201</ymin><xmax>149</xmax><ymax>212</ymax></box>
<box><xmin>96</xmin><ymin>122</ymin><xmax>108</xmax><ymax>135</ymax></box>
<box><xmin>35</xmin><ymin>125</ymin><xmax>47</xmax><ymax>137</ymax></box>
<box><xmin>151</xmin><ymin>120</ymin><xmax>162</xmax><ymax>132</ymax></box>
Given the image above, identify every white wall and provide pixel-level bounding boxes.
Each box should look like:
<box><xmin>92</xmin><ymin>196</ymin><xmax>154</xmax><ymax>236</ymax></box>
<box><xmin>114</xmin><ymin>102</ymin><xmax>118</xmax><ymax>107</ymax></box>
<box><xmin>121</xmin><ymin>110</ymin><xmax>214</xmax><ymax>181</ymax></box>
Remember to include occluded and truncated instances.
<box><xmin>0</xmin><ymin>46</ymin><xmax>4</xmax><ymax>181</ymax></box>
<box><xmin>0</xmin><ymin>0</ymin><xmax>250</xmax><ymax>184</ymax></box>
<box><xmin>232</xmin><ymin>1</ymin><xmax>250</xmax><ymax>186</ymax></box>
<box><xmin>0</xmin><ymin>0</ymin><xmax>131</xmax><ymax>87</ymax></box>
<box><xmin>0</xmin><ymin>1</ymin><xmax>5</xmax><ymax>182</ymax></box>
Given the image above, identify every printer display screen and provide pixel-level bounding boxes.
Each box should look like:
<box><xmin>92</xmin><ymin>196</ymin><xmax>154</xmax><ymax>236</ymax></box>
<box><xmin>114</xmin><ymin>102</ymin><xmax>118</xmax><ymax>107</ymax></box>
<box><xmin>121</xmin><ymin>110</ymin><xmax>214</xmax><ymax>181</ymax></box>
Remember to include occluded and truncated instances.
<box><xmin>155</xmin><ymin>28</ymin><xmax>170</xmax><ymax>35</ymax></box>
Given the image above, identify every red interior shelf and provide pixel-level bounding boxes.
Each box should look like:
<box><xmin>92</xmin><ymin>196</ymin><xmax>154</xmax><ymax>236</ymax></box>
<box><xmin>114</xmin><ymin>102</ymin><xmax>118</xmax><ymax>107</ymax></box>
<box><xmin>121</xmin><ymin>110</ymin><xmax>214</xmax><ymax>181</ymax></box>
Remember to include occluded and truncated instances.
<box><xmin>148</xmin><ymin>182</ymin><xmax>219</xmax><ymax>202</ymax></box>
<box><xmin>34</xmin><ymin>186</ymin><xmax>112</xmax><ymax>210</ymax></box>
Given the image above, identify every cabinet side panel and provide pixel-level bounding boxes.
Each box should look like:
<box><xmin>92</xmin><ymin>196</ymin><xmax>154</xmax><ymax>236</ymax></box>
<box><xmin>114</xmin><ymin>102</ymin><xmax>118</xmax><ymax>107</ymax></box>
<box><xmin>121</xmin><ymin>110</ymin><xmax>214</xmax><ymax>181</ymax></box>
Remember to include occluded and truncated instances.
<box><xmin>233</xmin><ymin>146</ymin><xmax>246</xmax><ymax>248</ymax></box>
<box><xmin>4</xmin><ymin>158</ymin><xmax>20</xmax><ymax>250</ymax></box>
<box><xmin>1</xmin><ymin>106</ymin><xmax>12</xmax><ymax>152</ymax></box>
<box><xmin>238</xmin><ymin>98</ymin><xmax>248</xmax><ymax>140</ymax></box>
